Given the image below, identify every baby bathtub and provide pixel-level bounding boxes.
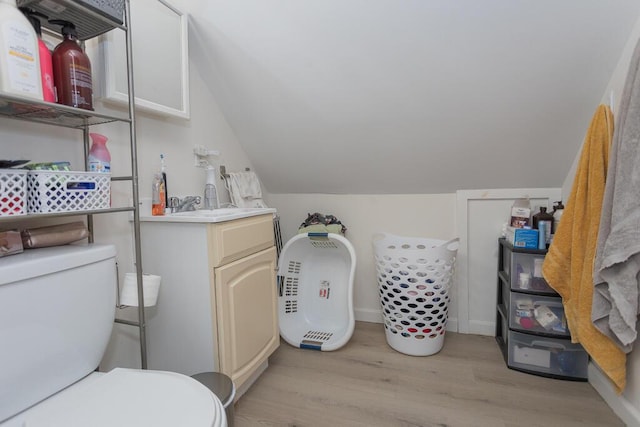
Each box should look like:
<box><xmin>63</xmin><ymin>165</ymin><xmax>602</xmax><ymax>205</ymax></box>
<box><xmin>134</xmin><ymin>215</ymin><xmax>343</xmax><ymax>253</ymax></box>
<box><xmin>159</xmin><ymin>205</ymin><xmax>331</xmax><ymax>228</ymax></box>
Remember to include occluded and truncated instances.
<box><xmin>277</xmin><ymin>232</ymin><xmax>356</xmax><ymax>351</ymax></box>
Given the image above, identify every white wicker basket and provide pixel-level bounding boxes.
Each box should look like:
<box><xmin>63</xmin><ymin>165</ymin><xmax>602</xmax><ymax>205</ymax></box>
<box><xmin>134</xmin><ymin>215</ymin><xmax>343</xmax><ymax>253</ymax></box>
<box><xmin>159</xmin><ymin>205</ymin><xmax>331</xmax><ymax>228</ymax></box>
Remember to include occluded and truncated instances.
<box><xmin>0</xmin><ymin>169</ymin><xmax>27</xmax><ymax>217</ymax></box>
<box><xmin>27</xmin><ymin>171</ymin><xmax>110</xmax><ymax>214</ymax></box>
<box><xmin>373</xmin><ymin>233</ymin><xmax>459</xmax><ymax>356</ymax></box>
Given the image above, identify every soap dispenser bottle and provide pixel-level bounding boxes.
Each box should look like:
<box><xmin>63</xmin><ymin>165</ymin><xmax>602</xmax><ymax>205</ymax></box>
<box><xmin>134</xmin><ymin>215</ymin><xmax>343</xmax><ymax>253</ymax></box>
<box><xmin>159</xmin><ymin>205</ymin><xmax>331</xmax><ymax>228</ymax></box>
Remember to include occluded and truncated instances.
<box><xmin>552</xmin><ymin>201</ymin><xmax>565</xmax><ymax>234</ymax></box>
<box><xmin>20</xmin><ymin>8</ymin><xmax>55</xmax><ymax>102</ymax></box>
<box><xmin>50</xmin><ymin>19</ymin><xmax>93</xmax><ymax>110</ymax></box>
<box><xmin>203</xmin><ymin>166</ymin><xmax>219</xmax><ymax>210</ymax></box>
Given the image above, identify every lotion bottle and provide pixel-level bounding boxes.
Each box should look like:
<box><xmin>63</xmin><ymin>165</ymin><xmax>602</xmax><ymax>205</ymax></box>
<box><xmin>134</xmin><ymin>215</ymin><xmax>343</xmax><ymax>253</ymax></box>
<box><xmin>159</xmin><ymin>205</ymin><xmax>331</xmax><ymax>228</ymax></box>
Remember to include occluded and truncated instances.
<box><xmin>50</xmin><ymin>19</ymin><xmax>93</xmax><ymax>110</ymax></box>
<box><xmin>0</xmin><ymin>0</ymin><xmax>43</xmax><ymax>100</ymax></box>
<box><xmin>20</xmin><ymin>8</ymin><xmax>55</xmax><ymax>102</ymax></box>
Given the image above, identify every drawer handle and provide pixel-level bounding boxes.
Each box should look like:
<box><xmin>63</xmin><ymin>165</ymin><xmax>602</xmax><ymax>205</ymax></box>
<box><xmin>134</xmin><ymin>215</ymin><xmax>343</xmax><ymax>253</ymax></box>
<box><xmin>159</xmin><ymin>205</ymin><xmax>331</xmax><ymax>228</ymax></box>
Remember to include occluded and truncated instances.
<box><xmin>531</xmin><ymin>340</ymin><xmax>566</xmax><ymax>350</ymax></box>
<box><xmin>533</xmin><ymin>300</ymin><xmax>563</xmax><ymax>308</ymax></box>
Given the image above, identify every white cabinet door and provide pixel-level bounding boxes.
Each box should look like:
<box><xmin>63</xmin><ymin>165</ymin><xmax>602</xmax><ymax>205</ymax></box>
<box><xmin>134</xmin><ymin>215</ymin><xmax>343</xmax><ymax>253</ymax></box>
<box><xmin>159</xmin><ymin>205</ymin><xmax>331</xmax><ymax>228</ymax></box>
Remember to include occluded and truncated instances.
<box><xmin>214</xmin><ymin>246</ymin><xmax>279</xmax><ymax>390</ymax></box>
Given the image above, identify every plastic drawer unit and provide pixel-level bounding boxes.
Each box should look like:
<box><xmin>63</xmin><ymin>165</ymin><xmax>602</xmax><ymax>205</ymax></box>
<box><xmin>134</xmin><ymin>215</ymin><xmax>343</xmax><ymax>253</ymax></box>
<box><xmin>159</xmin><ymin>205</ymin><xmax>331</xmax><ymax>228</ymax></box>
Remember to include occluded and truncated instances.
<box><xmin>509</xmin><ymin>294</ymin><xmax>569</xmax><ymax>337</ymax></box>
<box><xmin>502</xmin><ymin>241</ymin><xmax>556</xmax><ymax>295</ymax></box>
<box><xmin>495</xmin><ymin>238</ymin><xmax>588</xmax><ymax>381</ymax></box>
<box><xmin>508</xmin><ymin>331</ymin><xmax>588</xmax><ymax>380</ymax></box>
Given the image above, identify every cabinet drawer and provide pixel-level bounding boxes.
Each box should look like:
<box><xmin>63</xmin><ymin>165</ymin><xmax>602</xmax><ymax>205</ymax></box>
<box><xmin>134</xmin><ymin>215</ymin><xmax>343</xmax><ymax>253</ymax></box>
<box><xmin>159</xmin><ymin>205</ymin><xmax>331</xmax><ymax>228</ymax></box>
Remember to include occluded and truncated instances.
<box><xmin>508</xmin><ymin>331</ymin><xmax>588</xmax><ymax>380</ymax></box>
<box><xmin>208</xmin><ymin>214</ymin><xmax>274</xmax><ymax>267</ymax></box>
<box><xmin>509</xmin><ymin>293</ymin><xmax>568</xmax><ymax>337</ymax></box>
<box><xmin>509</xmin><ymin>251</ymin><xmax>555</xmax><ymax>294</ymax></box>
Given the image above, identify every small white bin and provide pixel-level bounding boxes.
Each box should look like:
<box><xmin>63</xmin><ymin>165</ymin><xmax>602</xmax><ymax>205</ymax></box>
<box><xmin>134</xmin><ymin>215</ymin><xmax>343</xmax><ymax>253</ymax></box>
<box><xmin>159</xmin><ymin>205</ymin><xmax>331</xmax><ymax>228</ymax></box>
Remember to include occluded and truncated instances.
<box><xmin>27</xmin><ymin>171</ymin><xmax>110</xmax><ymax>214</ymax></box>
<box><xmin>373</xmin><ymin>233</ymin><xmax>459</xmax><ymax>356</ymax></box>
<box><xmin>0</xmin><ymin>169</ymin><xmax>27</xmax><ymax>217</ymax></box>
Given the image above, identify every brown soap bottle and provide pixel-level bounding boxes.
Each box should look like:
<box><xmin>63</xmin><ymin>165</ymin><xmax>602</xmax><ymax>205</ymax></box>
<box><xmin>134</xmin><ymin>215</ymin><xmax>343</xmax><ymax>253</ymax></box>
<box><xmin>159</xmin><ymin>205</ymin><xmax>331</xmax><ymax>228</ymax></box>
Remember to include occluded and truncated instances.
<box><xmin>532</xmin><ymin>206</ymin><xmax>553</xmax><ymax>245</ymax></box>
<box><xmin>50</xmin><ymin>20</ymin><xmax>93</xmax><ymax>110</ymax></box>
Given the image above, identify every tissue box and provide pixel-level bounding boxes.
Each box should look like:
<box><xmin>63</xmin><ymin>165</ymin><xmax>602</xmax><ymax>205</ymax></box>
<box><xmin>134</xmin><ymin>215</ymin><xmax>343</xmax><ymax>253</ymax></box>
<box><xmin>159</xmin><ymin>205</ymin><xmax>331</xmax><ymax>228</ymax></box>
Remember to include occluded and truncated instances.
<box><xmin>505</xmin><ymin>226</ymin><xmax>539</xmax><ymax>249</ymax></box>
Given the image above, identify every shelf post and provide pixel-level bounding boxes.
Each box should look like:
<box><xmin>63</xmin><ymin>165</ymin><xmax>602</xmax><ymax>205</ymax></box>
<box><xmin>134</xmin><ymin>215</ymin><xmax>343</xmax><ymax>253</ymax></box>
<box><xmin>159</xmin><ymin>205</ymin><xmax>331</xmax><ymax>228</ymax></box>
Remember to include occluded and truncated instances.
<box><xmin>123</xmin><ymin>0</ymin><xmax>147</xmax><ymax>370</ymax></box>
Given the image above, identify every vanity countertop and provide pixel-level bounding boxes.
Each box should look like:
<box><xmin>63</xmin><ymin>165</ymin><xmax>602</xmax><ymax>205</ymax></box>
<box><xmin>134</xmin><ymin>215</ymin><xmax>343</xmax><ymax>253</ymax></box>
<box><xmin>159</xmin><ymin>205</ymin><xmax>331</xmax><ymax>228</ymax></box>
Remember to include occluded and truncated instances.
<box><xmin>139</xmin><ymin>207</ymin><xmax>276</xmax><ymax>223</ymax></box>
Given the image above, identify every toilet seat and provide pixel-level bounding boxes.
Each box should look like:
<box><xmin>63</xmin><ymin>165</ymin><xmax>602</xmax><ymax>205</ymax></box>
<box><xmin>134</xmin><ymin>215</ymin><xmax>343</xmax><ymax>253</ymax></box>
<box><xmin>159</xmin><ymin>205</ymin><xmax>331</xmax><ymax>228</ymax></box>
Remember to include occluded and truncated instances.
<box><xmin>6</xmin><ymin>368</ymin><xmax>226</xmax><ymax>427</ymax></box>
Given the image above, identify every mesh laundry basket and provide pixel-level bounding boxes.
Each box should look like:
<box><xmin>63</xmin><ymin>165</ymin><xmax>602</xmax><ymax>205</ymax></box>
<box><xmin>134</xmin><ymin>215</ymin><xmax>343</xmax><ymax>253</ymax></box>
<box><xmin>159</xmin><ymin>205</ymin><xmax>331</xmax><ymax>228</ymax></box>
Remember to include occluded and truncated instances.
<box><xmin>373</xmin><ymin>233</ymin><xmax>459</xmax><ymax>356</ymax></box>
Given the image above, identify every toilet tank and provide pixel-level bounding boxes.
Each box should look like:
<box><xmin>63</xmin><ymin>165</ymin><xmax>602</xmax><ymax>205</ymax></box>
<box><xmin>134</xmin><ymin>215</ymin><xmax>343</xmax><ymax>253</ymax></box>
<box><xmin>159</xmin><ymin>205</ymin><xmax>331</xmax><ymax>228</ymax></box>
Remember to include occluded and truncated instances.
<box><xmin>0</xmin><ymin>244</ymin><xmax>117</xmax><ymax>422</ymax></box>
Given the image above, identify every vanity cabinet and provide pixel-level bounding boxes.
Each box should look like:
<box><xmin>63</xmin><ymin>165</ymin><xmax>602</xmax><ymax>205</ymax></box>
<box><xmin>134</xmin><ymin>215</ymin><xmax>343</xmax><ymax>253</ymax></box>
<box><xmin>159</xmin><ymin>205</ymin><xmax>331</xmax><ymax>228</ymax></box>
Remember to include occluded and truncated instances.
<box><xmin>495</xmin><ymin>238</ymin><xmax>588</xmax><ymax>380</ymax></box>
<box><xmin>140</xmin><ymin>213</ymin><xmax>279</xmax><ymax>398</ymax></box>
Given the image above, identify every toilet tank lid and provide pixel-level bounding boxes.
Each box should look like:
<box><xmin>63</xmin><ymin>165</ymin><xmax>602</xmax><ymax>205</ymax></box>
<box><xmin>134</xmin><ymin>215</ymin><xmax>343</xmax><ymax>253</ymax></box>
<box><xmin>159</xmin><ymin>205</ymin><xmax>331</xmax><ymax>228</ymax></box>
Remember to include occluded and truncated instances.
<box><xmin>0</xmin><ymin>243</ymin><xmax>116</xmax><ymax>286</ymax></box>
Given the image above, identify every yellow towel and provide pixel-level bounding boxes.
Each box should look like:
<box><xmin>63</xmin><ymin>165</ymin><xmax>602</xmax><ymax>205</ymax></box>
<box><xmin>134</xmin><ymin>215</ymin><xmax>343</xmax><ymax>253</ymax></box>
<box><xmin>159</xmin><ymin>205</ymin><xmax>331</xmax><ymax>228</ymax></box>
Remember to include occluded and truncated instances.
<box><xmin>542</xmin><ymin>104</ymin><xmax>626</xmax><ymax>393</ymax></box>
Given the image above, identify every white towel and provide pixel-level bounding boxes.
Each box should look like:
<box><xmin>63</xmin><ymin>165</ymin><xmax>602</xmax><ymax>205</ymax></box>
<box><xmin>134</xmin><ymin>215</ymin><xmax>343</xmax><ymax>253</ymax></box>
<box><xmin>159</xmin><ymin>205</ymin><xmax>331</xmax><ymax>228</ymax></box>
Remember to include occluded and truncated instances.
<box><xmin>226</xmin><ymin>171</ymin><xmax>268</xmax><ymax>208</ymax></box>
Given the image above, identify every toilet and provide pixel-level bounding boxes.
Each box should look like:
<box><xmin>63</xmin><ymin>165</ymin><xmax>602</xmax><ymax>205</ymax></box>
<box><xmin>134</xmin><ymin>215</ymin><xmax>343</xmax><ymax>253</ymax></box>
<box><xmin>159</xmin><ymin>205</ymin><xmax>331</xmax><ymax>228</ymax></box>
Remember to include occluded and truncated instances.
<box><xmin>0</xmin><ymin>244</ymin><xmax>227</xmax><ymax>427</ymax></box>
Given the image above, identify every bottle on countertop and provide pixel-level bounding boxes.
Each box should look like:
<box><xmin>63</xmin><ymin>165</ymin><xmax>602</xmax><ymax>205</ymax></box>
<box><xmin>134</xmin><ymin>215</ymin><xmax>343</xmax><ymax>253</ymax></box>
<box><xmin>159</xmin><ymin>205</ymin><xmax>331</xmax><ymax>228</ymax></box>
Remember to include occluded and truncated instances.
<box><xmin>0</xmin><ymin>0</ymin><xmax>43</xmax><ymax>100</ymax></box>
<box><xmin>50</xmin><ymin>19</ymin><xmax>93</xmax><ymax>110</ymax></box>
<box><xmin>88</xmin><ymin>133</ymin><xmax>110</xmax><ymax>173</ymax></box>
<box><xmin>152</xmin><ymin>173</ymin><xmax>166</xmax><ymax>216</ymax></box>
<box><xmin>552</xmin><ymin>201</ymin><xmax>565</xmax><ymax>234</ymax></box>
<box><xmin>20</xmin><ymin>8</ymin><xmax>55</xmax><ymax>102</ymax></box>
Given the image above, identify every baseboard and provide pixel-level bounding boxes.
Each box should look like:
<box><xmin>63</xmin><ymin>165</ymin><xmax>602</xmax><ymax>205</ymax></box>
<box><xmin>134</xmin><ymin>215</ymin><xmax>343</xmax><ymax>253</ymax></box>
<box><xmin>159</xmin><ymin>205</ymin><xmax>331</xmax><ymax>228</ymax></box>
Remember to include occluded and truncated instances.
<box><xmin>467</xmin><ymin>320</ymin><xmax>494</xmax><ymax>336</ymax></box>
<box><xmin>355</xmin><ymin>308</ymin><xmax>460</xmax><ymax>333</ymax></box>
<box><xmin>589</xmin><ymin>362</ymin><xmax>640</xmax><ymax>427</ymax></box>
<box><xmin>355</xmin><ymin>308</ymin><xmax>383</xmax><ymax>323</ymax></box>
<box><xmin>446</xmin><ymin>318</ymin><xmax>458</xmax><ymax>332</ymax></box>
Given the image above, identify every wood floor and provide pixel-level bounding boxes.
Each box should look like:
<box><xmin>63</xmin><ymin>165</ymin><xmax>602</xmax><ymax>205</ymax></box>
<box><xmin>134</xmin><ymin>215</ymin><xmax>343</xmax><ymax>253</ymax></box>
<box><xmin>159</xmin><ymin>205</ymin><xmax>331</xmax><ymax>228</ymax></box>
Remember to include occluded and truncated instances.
<box><xmin>233</xmin><ymin>321</ymin><xmax>622</xmax><ymax>427</ymax></box>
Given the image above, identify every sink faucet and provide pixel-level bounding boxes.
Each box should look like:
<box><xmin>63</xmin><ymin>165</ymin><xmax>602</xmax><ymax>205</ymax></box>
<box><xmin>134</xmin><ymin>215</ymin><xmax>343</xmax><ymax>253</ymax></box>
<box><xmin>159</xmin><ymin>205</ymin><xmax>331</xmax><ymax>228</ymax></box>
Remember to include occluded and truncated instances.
<box><xmin>174</xmin><ymin>196</ymin><xmax>201</xmax><ymax>212</ymax></box>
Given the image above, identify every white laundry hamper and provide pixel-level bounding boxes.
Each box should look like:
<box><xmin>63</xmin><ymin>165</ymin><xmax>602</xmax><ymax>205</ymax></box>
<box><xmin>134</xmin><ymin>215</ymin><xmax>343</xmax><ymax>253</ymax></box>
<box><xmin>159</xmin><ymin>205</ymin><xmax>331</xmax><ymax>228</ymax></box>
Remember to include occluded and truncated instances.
<box><xmin>373</xmin><ymin>233</ymin><xmax>459</xmax><ymax>356</ymax></box>
<box><xmin>277</xmin><ymin>232</ymin><xmax>356</xmax><ymax>351</ymax></box>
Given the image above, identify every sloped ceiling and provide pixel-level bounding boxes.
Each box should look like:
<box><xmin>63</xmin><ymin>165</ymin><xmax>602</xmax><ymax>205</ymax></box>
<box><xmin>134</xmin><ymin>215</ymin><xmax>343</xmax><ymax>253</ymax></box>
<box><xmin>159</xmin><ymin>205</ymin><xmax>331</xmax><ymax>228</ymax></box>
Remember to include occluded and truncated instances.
<box><xmin>184</xmin><ymin>0</ymin><xmax>640</xmax><ymax>194</ymax></box>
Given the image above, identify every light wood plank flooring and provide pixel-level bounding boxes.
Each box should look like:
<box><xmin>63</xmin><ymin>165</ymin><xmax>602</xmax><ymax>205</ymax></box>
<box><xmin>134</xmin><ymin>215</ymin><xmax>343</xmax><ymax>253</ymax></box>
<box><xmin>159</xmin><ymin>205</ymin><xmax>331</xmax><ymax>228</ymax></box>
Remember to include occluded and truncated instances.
<box><xmin>234</xmin><ymin>321</ymin><xmax>622</xmax><ymax>427</ymax></box>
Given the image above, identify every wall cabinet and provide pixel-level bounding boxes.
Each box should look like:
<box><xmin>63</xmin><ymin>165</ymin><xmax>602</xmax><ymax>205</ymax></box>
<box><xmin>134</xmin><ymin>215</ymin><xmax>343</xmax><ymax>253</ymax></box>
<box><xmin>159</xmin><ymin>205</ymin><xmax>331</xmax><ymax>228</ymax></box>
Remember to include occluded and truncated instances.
<box><xmin>140</xmin><ymin>213</ymin><xmax>279</xmax><ymax>398</ymax></box>
<box><xmin>495</xmin><ymin>238</ymin><xmax>588</xmax><ymax>380</ymax></box>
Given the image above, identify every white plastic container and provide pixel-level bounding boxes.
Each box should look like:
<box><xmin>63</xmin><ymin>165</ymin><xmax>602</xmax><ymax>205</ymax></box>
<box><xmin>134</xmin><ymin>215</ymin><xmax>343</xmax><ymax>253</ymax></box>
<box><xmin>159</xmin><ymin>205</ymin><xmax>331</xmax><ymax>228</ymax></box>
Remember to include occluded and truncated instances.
<box><xmin>277</xmin><ymin>232</ymin><xmax>356</xmax><ymax>351</ymax></box>
<box><xmin>0</xmin><ymin>0</ymin><xmax>43</xmax><ymax>100</ymax></box>
<box><xmin>26</xmin><ymin>170</ymin><xmax>111</xmax><ymax>213</ymax></box>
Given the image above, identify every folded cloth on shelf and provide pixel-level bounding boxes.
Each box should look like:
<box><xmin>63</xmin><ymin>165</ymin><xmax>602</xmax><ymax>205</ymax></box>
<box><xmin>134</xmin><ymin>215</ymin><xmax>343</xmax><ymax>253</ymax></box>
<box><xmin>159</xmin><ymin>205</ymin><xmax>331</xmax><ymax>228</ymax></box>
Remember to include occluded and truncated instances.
<box><xmin>21</xmin><ymin>221</ymin><xmax>89</xmax><ymax>249</ymax></box>
<box><xmin>542</xmin><ymin>104</ymin><xmax>626</xmax><ymax>394</ymax></box>
<box><xmin>226</xmin><ymin>171</ymin><xmax>267</xmax><ymax>208</ymax></box>
<box><xmin>593</xmin><ymin>38</ymin><xmax>640</xmax><ymax>356</ymax></box>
